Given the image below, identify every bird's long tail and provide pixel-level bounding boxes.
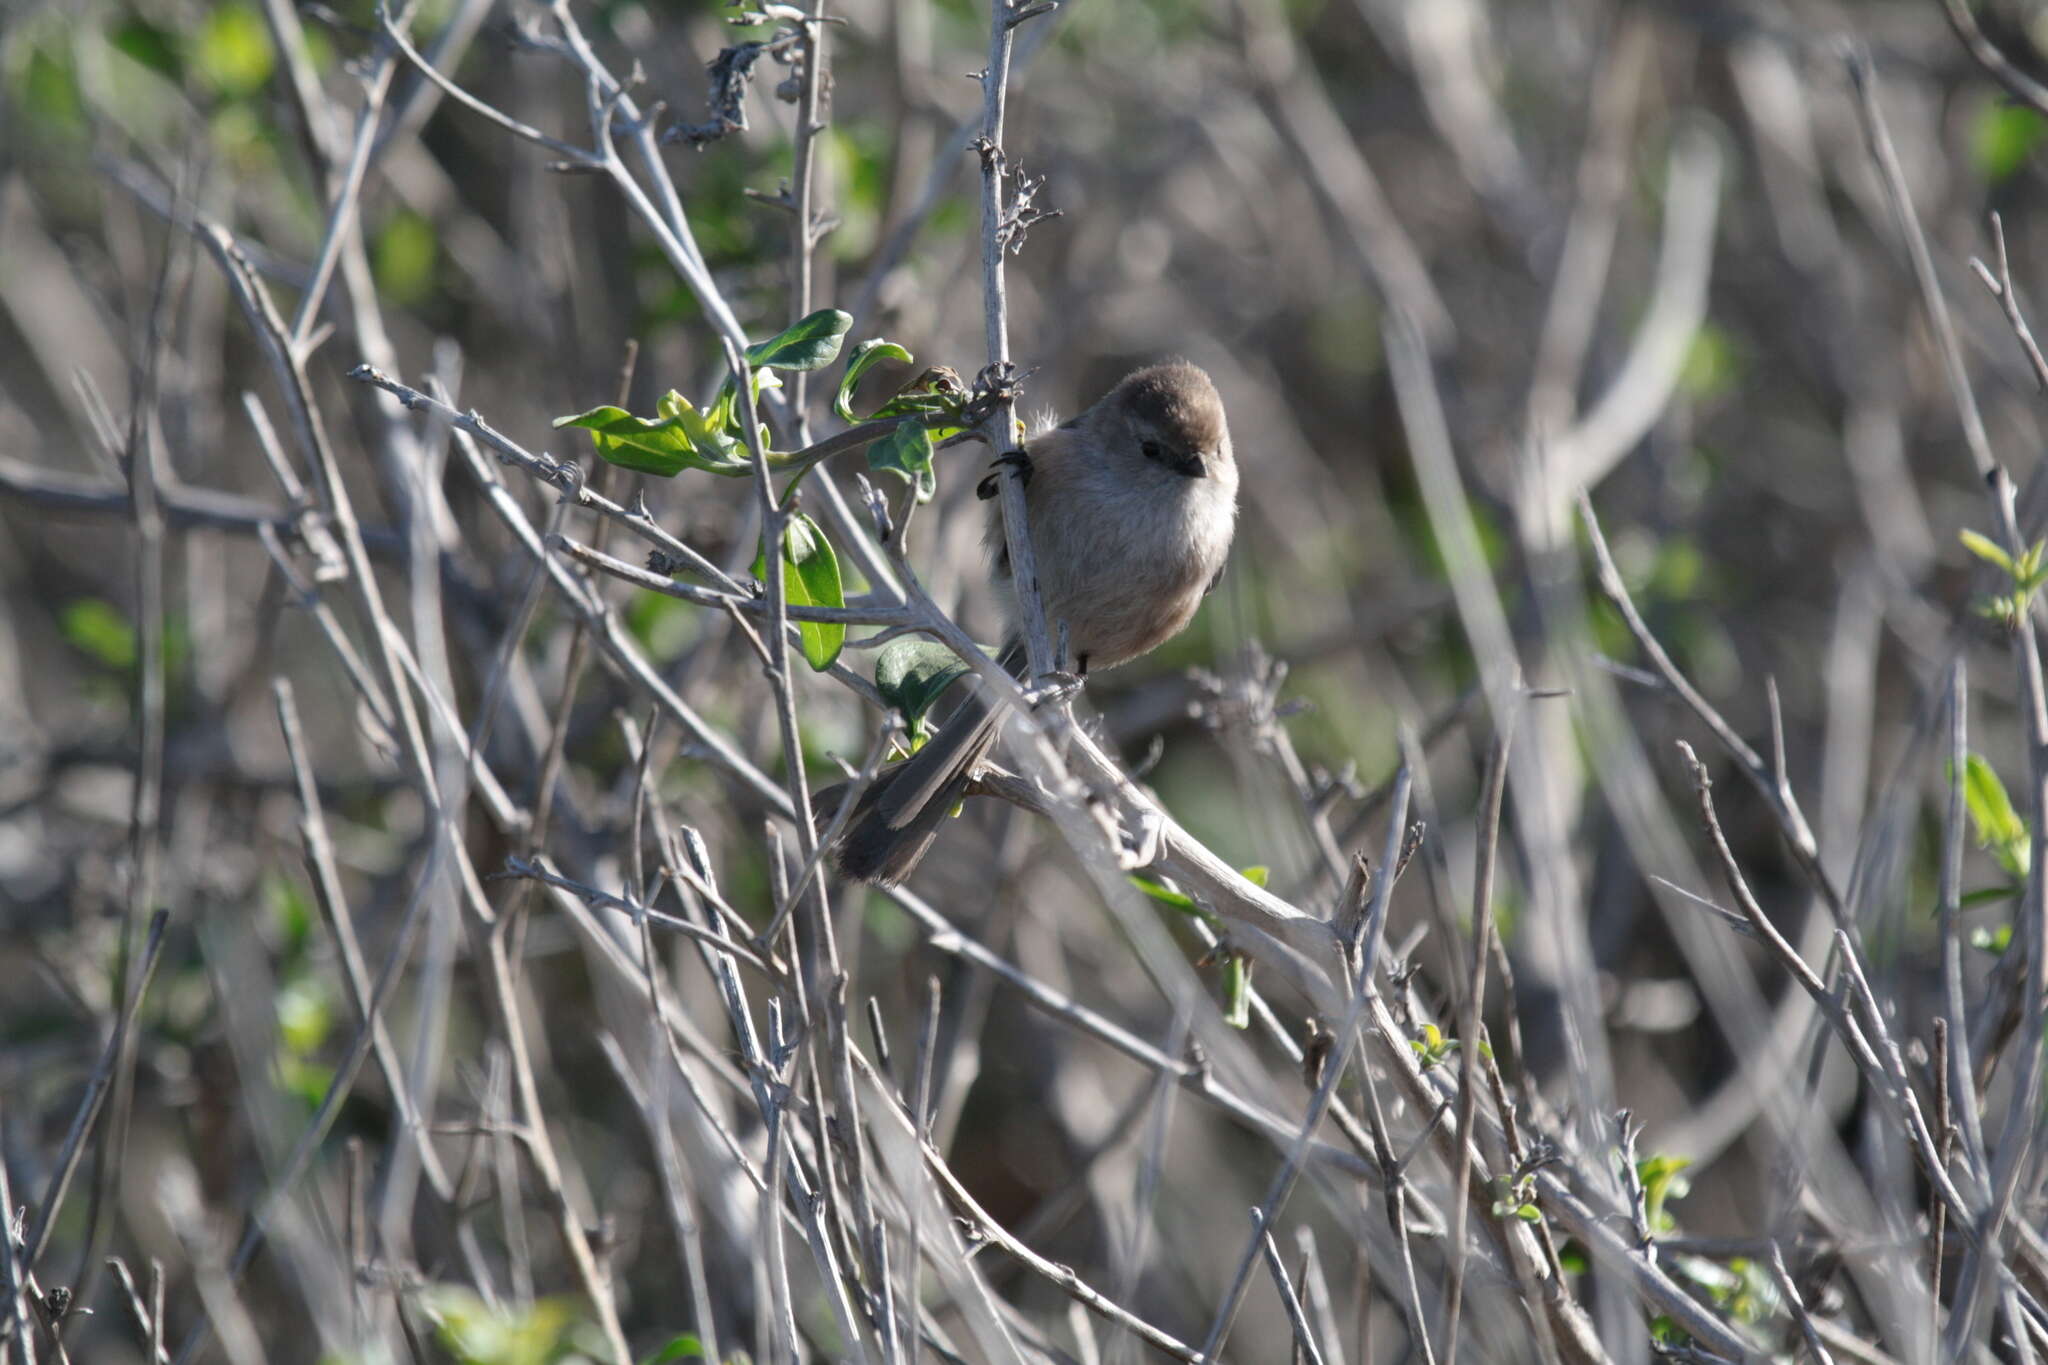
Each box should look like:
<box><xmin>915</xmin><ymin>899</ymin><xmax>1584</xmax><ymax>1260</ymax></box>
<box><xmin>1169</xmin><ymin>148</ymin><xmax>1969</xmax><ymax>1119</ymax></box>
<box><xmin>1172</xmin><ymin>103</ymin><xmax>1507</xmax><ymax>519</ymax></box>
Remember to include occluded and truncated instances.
<box><xmin>819</xmin><ymin>643</ymin><xmax>1021</xmax><ymax>885</ymax></box>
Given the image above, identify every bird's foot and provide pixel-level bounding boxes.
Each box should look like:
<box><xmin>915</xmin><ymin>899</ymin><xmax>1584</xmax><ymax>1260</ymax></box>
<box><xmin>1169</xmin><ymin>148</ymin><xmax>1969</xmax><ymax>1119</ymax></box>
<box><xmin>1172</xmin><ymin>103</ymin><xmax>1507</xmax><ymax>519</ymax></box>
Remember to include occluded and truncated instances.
<box><xmin>976</xmin><ymin>448</ymin><xmax>1033</xmax><ymax>500</ymax></box>
<box><xmin>1022</xmin><ymin>668</ymin><xmax>1084</xmax><ymax>707</ymax></box>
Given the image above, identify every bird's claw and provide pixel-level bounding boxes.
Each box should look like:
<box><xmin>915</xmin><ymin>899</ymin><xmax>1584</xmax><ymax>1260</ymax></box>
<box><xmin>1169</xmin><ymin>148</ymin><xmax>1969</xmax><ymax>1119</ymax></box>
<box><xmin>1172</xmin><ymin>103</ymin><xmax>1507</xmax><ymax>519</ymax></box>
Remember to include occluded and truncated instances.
<box><xmin>1119</xmin><ymin>808</ymin><xmax>1165</xmax><ymax>870</ymax></box>
<box><xmin>976</xmin><ymin>448</ymin><xmax>1034</xmax><ymax>500</ymax></box>
<box><xmin>1022</xmin><ymin>669</ymin><xmax>1084</xmax><ymax>706</ymax></box>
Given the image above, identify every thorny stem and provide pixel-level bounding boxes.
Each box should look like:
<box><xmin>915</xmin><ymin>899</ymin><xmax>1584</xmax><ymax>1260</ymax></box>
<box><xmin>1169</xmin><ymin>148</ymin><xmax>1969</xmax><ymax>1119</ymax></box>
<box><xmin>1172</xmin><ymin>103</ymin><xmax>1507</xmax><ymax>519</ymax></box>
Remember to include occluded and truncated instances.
<box><xmin>790</xmin><ymin>2</ymin><xmax>830</xmax><ymax>434</ymax></box>
<box><xmin>977</xmin><ymin>0</ymin><xmax>1057</xmax><ymax>683</ymax></box>
<box><xmin>1853</xmin><ymin>52</ymin><xmax>2048</xmax><ymax>1352</ymax></box>
<box><xmin>1442</xmin><ymin>713</ymin><xmax>1517</xmax><ymax>1365</ymax></box>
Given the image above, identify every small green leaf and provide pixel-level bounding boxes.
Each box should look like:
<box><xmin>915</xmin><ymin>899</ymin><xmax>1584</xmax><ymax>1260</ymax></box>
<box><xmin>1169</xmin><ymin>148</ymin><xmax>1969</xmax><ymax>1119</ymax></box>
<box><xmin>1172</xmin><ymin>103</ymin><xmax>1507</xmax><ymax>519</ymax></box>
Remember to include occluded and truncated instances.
<box><xmin>2018</xmin><ymin>540</ymin><xmax>2047</xmax><ymax>585</ymax></box>
<box><xmin>1971</xmin><ymin>923</ymin><xmax>2015</xmax><ymax>955</ymax></box>
<box><xmin>1239</xmin><ymin>865</ymin><xmax>1270</xmax><ymax>888</ymax></box>
<box><xmin>1961</xmin><ymin>528</ymin><xmax>2015</xmax><ymax>576</ymax></box>
<box><xmin>279</xmin><ymin>1055</ymin><xmax>335</xmax><ymax>1112</ymax></box>
<box><xmin>706</xmin><ymin>366</ymin><xmax>785</xmax><ymax>442</ymax></box>
<box><xmin>265</xmin><ymin>872</ymin><xmax>314</xmax><ymax>957</ymax></box>
<box><xmin>1961</xmin><ymin>753</ymin><xmax>2032</xmax><ymax>882</ymax></box>
<box><xmin>554</xmin><ymin>400</ymin><xmax>749</xmax><ymax>478</ymax></box>
<box><xmin>192</xmin><ymin>1</ymin><xmax>274</xmax><ymax>98</ymax></box>
<box><xmin>373</xmin><ymin>210</ymin><xmax>437</xmax><ymax>307</ymax></box>
<box><xmin>1974</xmin><ymin>102</ymin><xmax>2047</xmax><ymax>183</ymax></box>
<box><xmin>1516</xmin><ymin>1202</ymin><xmax>1543</xmax><ymax>1223</ymax></box>
<box><xmin>418</xmin><ymin>1285</ymin><xmax>575</xmax><ymax>1365</ymax></box>
<box><xmin>1960</xmin><ymin>885</ymin><xmax>2019</xmax><ymax>909</ymax></box>
<box><xmin>874</xmin><ymin>639</ymin><xmax>972</xmax><ymax>745</ymax></box>
<box><xmin>659</xmin><ymin>389</ymin><xmax>749</xmax><ymax>465</ymax></box>
<box><xmin>1222</xmin><ymin>953</ymin><xmax>1252</xmax><ymax>1029</ymax></box>
<box><xmin>1410</xmin><ymin>1022</ymin><xmax>1458</xmax><ymax>1068</ymax></box>
<box><xmin>1129</xmin><ymin>874</ymin><xmax>1217</xmax><ymax>920</ymax></box>
<box><xmin>1679</xmin><ymin>324</ymin><xmax>1741</xmax><ymax>400</ymax></box>
<box><xmin>644</xmin><ymin>1335</ymin><xmax>705</xmax><ymax>1364</ymax></box>
<box><xmin>874</xmin><ymin>392</ymin><xmax>959</xmax><ymax>420</ymax></box>
<box><xmin>113</xmin><ymin>18</ymin><xmax>182</xmax><ymax>80</ymax></box>
<box><xmin>1976</xmin><ymin>593</ymin><xmax>2029</xmax><ymax>631</ymax></box>
<box><xmin>20</xmin><ymin>47</ymin><xmax>85</xmax><ymax>137</ymax></box>
<box><xmin>835</xmin><ymin>338</ymin><xmax>913</xmax><ymax>423</ymax></box>
<box><xmin>276</xmin><ymin>975</ymin><xmax>333</xmax><ymax>1056</ymax></box>
<box><xmin>866</xmin><ymin>417</ymin><xmax>937</xmax><ymax>501</ymax></box>
<box><xmin>1636</xmin><ymin>1153</ymin><xmax>1692</xmax><ymax>1232</ymax></box>
<box><xmin>746</xmin><ymin>308</ymin><xmax>853</xmax><ymax>372</ymax></box>
<box><xmin>765</xmin><ymin>514</ymin><xmax>845</xmax><ymax>670</ymax></box>
<box><xmin>61</xmin><ymin>598</ymin><xmax>137</xmax><ymax>671</ymax></box>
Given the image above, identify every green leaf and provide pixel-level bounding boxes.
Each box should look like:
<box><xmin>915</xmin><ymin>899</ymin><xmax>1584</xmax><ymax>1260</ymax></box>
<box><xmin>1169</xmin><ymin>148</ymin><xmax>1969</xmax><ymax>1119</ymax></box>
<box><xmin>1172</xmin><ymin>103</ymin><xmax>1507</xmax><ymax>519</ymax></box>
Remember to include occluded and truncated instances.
<box><xmin>554</xmin><ymin>400</ymin><xmax>749</xmax><ymax>478</ymax></box>
<box><xmin>2016</xmin><ymin>539</ymin><xmax>2048</xmax><ymax>593</ymax></box>
<box><xmin>866</xmin><ymin>417</ymin><xmax>937</xmax><ymax>502</ymax></box>
<box><xmin>873</xmin><ymin>639</ymin><xmax>971</xmax><ymax>746</ymax></box>
<box><xmin>1679</xmin><ymin>324</ymin><xmax>1740</xmax><ymax>401</ymax></box>
<box><xmin>1636</xmin><ymin>1153</ymin><xmax>1692</xmax><ymax>1232</ymax></box>
<box><xmin>1961</xmin><ymin>753</ymin><xmax>2032</xmax><ymax>881</ymax></box>
<box><xmin>873</xmin><ymin>392</ymin><xmax>958</xmax><ymax>419</ymax></box>
<box><xmin>1974</xmin><ymin>102</ymin><xmax>2047</xmax><ymax>184</ymax></box>
<box><xmin>276</xmin><ymin>975</ymin><xmax>332</xmax><ymax>1056</ymax></box>
<box><xmin>264</xmin><ymin>872</ymin><xmax>314</xmax><ymax>958</ymax></box>
<box><xmin>20</xmin><ymin>46</ymin><xmax>85</xmax><ymax>137</ymax></box>
<box><xmin>1976</xmin><ymin>592</ymin><xmax>2029</xmax><ymax>631</ymax></box>
<box><xmin>659</xmin><ymin>388</ymin><xmax>750</xmax><ymax>465</ymax></box>
<box><xmin>746</xmin><ymin>308</ymin><xmax>852</xmax><ymax>372</ymax></box>
<box><xmin>835</xmin><ymin>338</ymin><xmax>913</xmax><ymax>423</ymax></box>
<box><xmin>1222</xmin><ymin>953</ymin><xmax>1252</xmax><ymax>1029</ymax></box>
<box><xmin>113</xmin><ymin>18</ymin><xmax>183</xmax><ymax>80</ymax></box>
<box><xmin>373</xmin><ymin>210</ymin><xmax>438</xmax><ymax>307</ymax></box>
<box><xmin>1239</xmin><ymin>865</ymin><xmax>1270</xmax><ymax>888</ymax></box>
<box><xmin>1960</xmin><ymin>528</ymin><xmax>2015</xmax><ymax>576</ymax></box>
<box><xmin>1410</xmin><ymin>1022</ymin><xmax>1458</xmax><ymax>1068</ymax></box>
<box><xmin>192</xmin><ymin>1</ymin><xmax>274</xmax><ymax>99</ymax></box>
<box><xmin>705</xmin><ymin>366</ymin><xmax>785</xmax><ymax>445</ymax></box>
<box><xmin>61</xmin><ymin>598</ymin><xmax>137</xmax><ymax>671</ymax></box>
<box><xmin>756</xmin><ymin>513</ymin><xmax>844</xmax><ymax>670</ymax></box>
<box><xmin>279</xmin><ymin>1055</ymin><xmax>335</xmax><ymax>1112</ymax></box>
<box><xmin>644</xmin><ymin>1335</ymin><xmax>705</xmax><ymax>1364</ymax></box>
<box><xmin>555</xmin><ymin>405</ymin><xmax>692</xmax><ymax>477</ymax></box>
<box><xmin>1129</xmin><ymin>874</ymin><xmax>1216</xmax><ymax>920</ymax></box>
<box><xmin>418</xmin><ymin>1284</ymin><xmax>575</xmax><ymax>1365</ymax></box>
<box><xmin>1972</xmin><ymin>923</ymin><xmax>2015</xmax><ymax>955</ymax></box>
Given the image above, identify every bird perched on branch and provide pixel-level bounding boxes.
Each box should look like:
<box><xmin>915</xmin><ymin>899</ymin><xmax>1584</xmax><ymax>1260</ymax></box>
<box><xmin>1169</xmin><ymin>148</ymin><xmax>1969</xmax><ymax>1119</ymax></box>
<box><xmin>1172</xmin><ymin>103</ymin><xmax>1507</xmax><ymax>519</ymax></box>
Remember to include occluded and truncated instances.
<box><xmin>823</xmin><ymin>360</ymin><xmax>1238</xmax><ymax>884</ymax></box>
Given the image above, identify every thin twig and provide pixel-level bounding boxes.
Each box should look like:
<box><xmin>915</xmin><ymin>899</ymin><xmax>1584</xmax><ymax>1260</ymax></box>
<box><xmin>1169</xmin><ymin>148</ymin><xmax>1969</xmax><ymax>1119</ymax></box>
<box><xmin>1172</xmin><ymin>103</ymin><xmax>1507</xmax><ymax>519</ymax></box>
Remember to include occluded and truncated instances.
<box><xmin>1255</xmin><ymin>1211</ymin><xmax>1327</xmax><ymax>1365</ymax></box>
<box><xmin>1443</xmin><ymin>713</ymin><xmax>1517</xmax><ymax>1365</ymax></box>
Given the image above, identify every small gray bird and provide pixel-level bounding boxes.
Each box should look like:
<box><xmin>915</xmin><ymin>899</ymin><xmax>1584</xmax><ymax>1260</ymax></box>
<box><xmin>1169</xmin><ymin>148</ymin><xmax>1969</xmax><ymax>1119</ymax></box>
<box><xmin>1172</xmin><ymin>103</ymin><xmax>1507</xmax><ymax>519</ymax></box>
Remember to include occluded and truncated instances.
<box><xmin>825</xmin><ymin>361</ymin><xmax>1238</xmax><ymax>885</ymax></box>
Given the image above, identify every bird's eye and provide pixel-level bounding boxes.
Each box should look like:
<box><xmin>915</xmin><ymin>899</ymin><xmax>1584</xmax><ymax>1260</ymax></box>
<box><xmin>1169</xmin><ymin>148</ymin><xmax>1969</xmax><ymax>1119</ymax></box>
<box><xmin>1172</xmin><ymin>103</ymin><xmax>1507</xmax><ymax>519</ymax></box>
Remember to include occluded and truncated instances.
<box><xmin>1141</xmin><ymin>440</ymin><xmax>1165</xmax><ymax>463</ymax></box>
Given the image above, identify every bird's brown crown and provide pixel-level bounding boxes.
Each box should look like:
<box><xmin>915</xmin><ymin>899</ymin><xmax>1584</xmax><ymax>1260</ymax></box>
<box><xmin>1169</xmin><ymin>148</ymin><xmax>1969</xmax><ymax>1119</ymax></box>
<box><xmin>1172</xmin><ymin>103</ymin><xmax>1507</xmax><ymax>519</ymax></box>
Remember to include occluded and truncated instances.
<box><xmin>1108</xmin><ymin>361</ymin><xmax>1228</xmax><ymax>453</ymax></box>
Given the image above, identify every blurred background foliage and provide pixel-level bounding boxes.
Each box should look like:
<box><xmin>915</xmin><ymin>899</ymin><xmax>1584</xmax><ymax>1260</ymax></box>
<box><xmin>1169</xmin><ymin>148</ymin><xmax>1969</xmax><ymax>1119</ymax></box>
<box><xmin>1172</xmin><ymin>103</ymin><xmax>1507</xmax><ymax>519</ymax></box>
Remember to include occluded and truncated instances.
<box><xmin>5</xmin><ymin>0</ymin><xmax>2048</xmax><ymax>1358</ymax></box>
